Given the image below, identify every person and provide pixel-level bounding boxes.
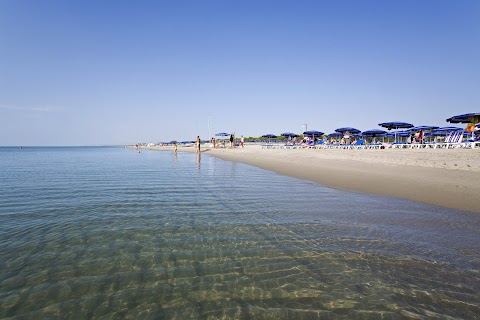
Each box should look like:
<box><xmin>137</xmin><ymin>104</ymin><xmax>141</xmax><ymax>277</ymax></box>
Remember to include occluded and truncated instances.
<box><xmin>212</xmin><ymin>137</ymin><xmax>216</xmax><ymax>148</ymax></box>
<box><xmin>229</xmin><ymin>133</ymin><xmax>234</xmax><ymax>148</ymax></box>
<box><xmin>407</xmin><ymin>133</ymin><xmax>414</xmax><ymax>144</ymax></box>
<box><xmin>344</xmin><ymin>131</ymin><xmax>351</xmax><ymax>144</ymax></box>
<box><xmin>418</xmin><ymin>130</ymin><xmax>424</xmax><ymax>143</ymax></box>
<box><xmin>173</xmin><ymin>143</ymin><xmax>178</xmax><ymax>153</ymax></box>
<box><xmin>240</xmin><ymin>135</ymin><xmax>244</xmax><ymax>148</ymax></box>
<box><xmin>196</xmin><ymin>135</ymin><xmax>201</xmax><ymax>152</ymax></box>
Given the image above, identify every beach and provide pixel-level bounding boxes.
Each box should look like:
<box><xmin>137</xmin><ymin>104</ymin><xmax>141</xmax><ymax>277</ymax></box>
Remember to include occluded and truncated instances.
<box><xmin>195</xmin><ymin>145</ymin><xmax>480</xmax><ymax>213</ymax></box>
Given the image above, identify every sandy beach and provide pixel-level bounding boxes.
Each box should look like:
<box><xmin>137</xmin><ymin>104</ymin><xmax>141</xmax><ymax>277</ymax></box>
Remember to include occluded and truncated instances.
<box><xmin>146</xmin><ymin>144</ymin><xmax>480</xmax><ymax>213</ymax></box>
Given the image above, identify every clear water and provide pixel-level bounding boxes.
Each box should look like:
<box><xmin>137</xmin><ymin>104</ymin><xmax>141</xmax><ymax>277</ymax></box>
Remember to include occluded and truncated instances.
<box><xmin>0</xmin><ymin>147</ymin><xmax>479</xmax><ymax>319</ymax></box>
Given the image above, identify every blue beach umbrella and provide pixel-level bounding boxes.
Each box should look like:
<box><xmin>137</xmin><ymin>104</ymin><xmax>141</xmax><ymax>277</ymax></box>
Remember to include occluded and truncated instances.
<box><xmin>435</xmin><ymin>126</ymin><xmax>463</xmax><ymax>132</ymax></box>
<box><xmin>378</xmin><ymin>121</ymin><xmax>414</xmax><ymax>142</ymax></box>
<box><xmin>408</xmin><ymin>125</ymin><xmax>439</xmax><ymax>132</ymax></box>
<box><xmin>446</xmin><ymin>113</ymin><xmax>480</xmax><ymax>123</ymax></box>
<box><xmin>262</xmin><ymin>134</ymin><xmax>277</xmax><ymax>138</ymax></box>
<box><xmin>215</xmin><ymin>132</ymin><xmax>229</xmax><ymax>137</ymax></box>
<box><xmin>328</xmin><ymin>132</ymin><xmax>343</xmax><ymax>137</ymax></box>
<box><xmin>262</xmin><ymin>133</ymin><xmax>277</xmax><ymax>143</ymax></box>
<box><xmin>215</xmin><ymin>132</ymin><xmax>230</xmax><ymax>142</ymax></box>
<box><xmin>396</xmin><ymin>131</ymin><xmax>411</xmax><ymax>137</ymax></box>
<box><xmin>362</xmin><ymin>129</ymin><xmax>387</xmax><ymax>137</ymax></box>
<box><xmin>303</xmin><ymin>130</ymin><xmax>324</xmax><ymax>142</ymax></box>
<box><xmin>362</xmin><ymin>129</ymin><xmax>388</xmax><ymax>143</ymax></box>
<box><xmin>281</xmin><ymin>132</ymin><xmax>299</xmax><ymax>137</ymax></box>
<box><xmin>447</xmin><ymin>113</ymin><xmax>480</xmax><ymax>139</ymax></box>
<box><xmin>378</xmin><ymin>121</ymin><xmax>414</xmax><ymax>130</ymax></box>
<box><xmin>303</xmin><ymin>130</ymin><xmax>324</xmax><ymax>136</ymax></box>
<box><xmin>380</xmin><ymin>133</ymin><xmax>395</xmax><ymax>137</ymax></box>
<box><xmin>430</xmin><ymin>127</ymin><xmax>464</xmax><ymax>138</ymax></box>
<box><xmin>335</xmin><ymin>127</ymin><xmax>361</xmax><ymax>134</ymax></box>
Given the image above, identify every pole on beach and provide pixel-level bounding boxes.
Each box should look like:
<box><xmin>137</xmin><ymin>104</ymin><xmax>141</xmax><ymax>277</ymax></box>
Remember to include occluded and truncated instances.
<box><xmin>208</xmin><ymin>115</ymin><xmax>213</xmax><ymax>140</ymax></box>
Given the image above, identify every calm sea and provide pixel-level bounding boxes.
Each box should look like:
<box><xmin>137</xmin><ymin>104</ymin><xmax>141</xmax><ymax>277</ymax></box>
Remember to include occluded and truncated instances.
<box><xmin>0</xmin><ymin>147</ymin><xmax>479</xmax><ymax>319</ymax></box>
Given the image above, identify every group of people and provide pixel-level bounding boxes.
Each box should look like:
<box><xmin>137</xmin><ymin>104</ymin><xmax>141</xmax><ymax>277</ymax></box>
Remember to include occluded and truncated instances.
<box><xmin>211</xmin><ymin>133</ymin><xmax>245</xmax><ymax>148</ymax></box>
<box><xmin>172</xmin><ymin>133</ymin><xmax>246</xmax><ymax>154</ymax></box>
<box><xmin>407</xmin><ymin>131</ymin><xmax>424</xmax><ymax>144</ymax></box>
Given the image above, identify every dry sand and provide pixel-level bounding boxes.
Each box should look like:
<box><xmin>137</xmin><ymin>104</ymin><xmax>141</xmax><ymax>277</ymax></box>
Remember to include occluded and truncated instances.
<box><xmin>201</xmin><ymin>145</ymin><xmax>480</xmax><ymax>213</ymax></box>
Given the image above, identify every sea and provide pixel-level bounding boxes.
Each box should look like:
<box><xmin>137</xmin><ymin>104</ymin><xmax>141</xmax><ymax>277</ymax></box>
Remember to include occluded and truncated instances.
<box><xmin>0</xmin><ymin>146</ymin><xmax>479</xmax><ymax>319</ymax></box>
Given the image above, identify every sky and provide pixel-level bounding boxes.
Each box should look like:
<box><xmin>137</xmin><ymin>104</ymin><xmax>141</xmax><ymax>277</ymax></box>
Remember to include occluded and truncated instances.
<box><xmin>1</xmin><ymin>0</ymin><xmax>479</xmax><ymax>146</ymax></box>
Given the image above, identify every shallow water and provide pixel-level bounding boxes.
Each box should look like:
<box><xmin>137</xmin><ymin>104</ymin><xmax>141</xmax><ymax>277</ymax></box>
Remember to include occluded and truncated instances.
<box><xmin>0</xmin><ymin>147</ymin><xmax>479</xmax><ymax>319</ymax></box>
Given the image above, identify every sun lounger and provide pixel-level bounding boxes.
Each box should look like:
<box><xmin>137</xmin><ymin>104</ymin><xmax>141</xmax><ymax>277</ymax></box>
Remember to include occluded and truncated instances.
<box><xmin>434</xmin><ymin>130</ymin><xmax>465</xmax><ymax>149</ymax></box>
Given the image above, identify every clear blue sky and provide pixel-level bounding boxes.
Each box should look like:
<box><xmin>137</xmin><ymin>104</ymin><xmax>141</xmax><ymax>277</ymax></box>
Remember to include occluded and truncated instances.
<box><xmin>1</xmin><ymin>0</ymin><xmax>479</xmax><ymax>145</ymax></box>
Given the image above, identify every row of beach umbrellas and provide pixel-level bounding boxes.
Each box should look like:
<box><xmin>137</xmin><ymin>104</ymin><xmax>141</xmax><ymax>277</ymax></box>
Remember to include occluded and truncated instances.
<box><xmin>256</xmin><ymin>113</ymin><xmax>479</xmax><ymax>143</ymax></box>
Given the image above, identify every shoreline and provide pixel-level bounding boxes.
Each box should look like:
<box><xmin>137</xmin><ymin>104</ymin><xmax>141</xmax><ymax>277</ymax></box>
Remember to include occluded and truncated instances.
<box><xmin>145</xmin><ymin>145</ymin><xmax>480</xmax><ymax>213</ymax></box>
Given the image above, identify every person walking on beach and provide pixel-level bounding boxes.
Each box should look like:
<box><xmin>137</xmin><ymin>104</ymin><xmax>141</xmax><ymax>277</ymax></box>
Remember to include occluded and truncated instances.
<box><xmin>196</xmin><ymin>136</ymin><xmax>201</xmax><ymax>152</ymax></box>
<box><xmin>212</xmin><ymin>137</ymin><xmax>216</xmax><ymax>148</ymax></box>
<box><xmin>240</xmin><ymin>135</ymin><xmax>244</xmax><ymax>148</ymax></box>
<box><xmin>229</xmin><ymin>133</ymin><xmax>234</xmax><ymax>148</ymax></box>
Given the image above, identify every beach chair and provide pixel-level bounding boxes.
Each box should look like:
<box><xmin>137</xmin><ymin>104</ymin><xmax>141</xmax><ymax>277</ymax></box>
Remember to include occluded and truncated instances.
<box><xmin>352</xmin><ymin>139</ymin><xmax>366</xmax><ymax>149</ymax></box>
<box><xmin>283</xmin><ymin>141</ymin><xmax>297</xmax><ymax>149</ymax></box>
<box><xmin>445</xmin><ymin>130</ymin><xmax>465</xmax><ymax>149</ymax></box>
<box><xmin>314</xmin><ymin>140</ymin><xmax>325</xmax><ymax>149</ymax></box>
<box><xmin>390</xmin><ymin>141</ymin><xmax>409</xmax><ymax>149</ymax></box>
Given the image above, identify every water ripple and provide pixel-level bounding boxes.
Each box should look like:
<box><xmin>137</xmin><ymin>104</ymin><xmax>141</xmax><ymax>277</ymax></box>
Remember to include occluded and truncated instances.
<box><xmin>0</xmin><ymin>147</ymin><xmax>479</xmax><ymax>319</ymax></box>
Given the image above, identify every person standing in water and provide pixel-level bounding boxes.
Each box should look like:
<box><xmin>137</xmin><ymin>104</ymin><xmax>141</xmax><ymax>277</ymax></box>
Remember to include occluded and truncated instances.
<box><xmin>196</xmin><ymin>136</ymin><xmax>201</xmax><ymax>152</ymax></box>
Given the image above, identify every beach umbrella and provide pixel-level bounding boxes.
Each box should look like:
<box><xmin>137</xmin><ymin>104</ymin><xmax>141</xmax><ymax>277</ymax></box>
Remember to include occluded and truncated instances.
<box><xmin>169</xmin><ymin>140</ymin><xmax>177</xmax><ymax>144</ymax></box>
<box><xmin>362</xmin><ymin>129</ymin><xmax>387</xmax><ymax>137</ymax></box>
<box><xmin>215</xmin><ymin>132</ymin><xmax>230</xmax><ymax>141</ymax></box>
<box><xmin>281</xmin><ymin>132</ymin><xmax>298</xmax><ymax>142</ymax></box>
<box><xmin>335</xmin><ymin>127</ymin><xmax>361</xmax><ymax>134</ymax></box>
<box><xmin>447</xmin><ymin>113</ymin><xmax>480</xmax><ymax>139</ymax></box>
<box><xmin>303</xmin><ymin>130</ymin><xmax>324</xmax><ymax>142</ymax></box>
<box><xmin>378</xmin><ymin>121</ymin><xmax>414</xmax><ymax>130</ymax></box>
<box><xmin>435</xmin><ymin>126</ymin><xmax>463</xmax><ymax>132</ymax></box>
<box><xmin>395</xmin><ymin>131</ymin><xmax>412</xmax><ymax>143</ymax></box>
<box><xmin>262</xmin><ymin>134</ymin><xmax>277</xmax><ymax>138</ymax></box>
<box><xmin>378</xmin><ymin>121</ymin><xmax>414</xmax><ymax>143</ymax></box>
<box><xmin>396</xmin><ymin>131</ymin><xmax>411</xmax><ymax>137</ymax></box>
<box><xmin>303</xmin><ymin>130</ymin><xmax>324</xmax><ymax>136</ymax></box>
<box><xmin>280</xmin><ymin>132</ymin><xmax>299</xmax><ymax>137</ymax></box>
<box><xmin>408</xmin><ymin>125</ymin><xmax>439</xmax><ymax>131</ymax></box>
<box><xmin>446</xmin><ymin>113</ymin><xmax>480</xmax><ymax>124</ymax></box>
<box><xmin>362</xmin><ymin>129</ymin><xmax>387</xmax><ymax>143</ymax></box>
<box><xmin>261</xmin><ymin>133</ymin><xmax>277</xmax><ymax>143</ymax></box>
<box><xmin>328</xmin><ymin>132</ymin><xmax>343</xmax><ymax>137</ymax></box>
